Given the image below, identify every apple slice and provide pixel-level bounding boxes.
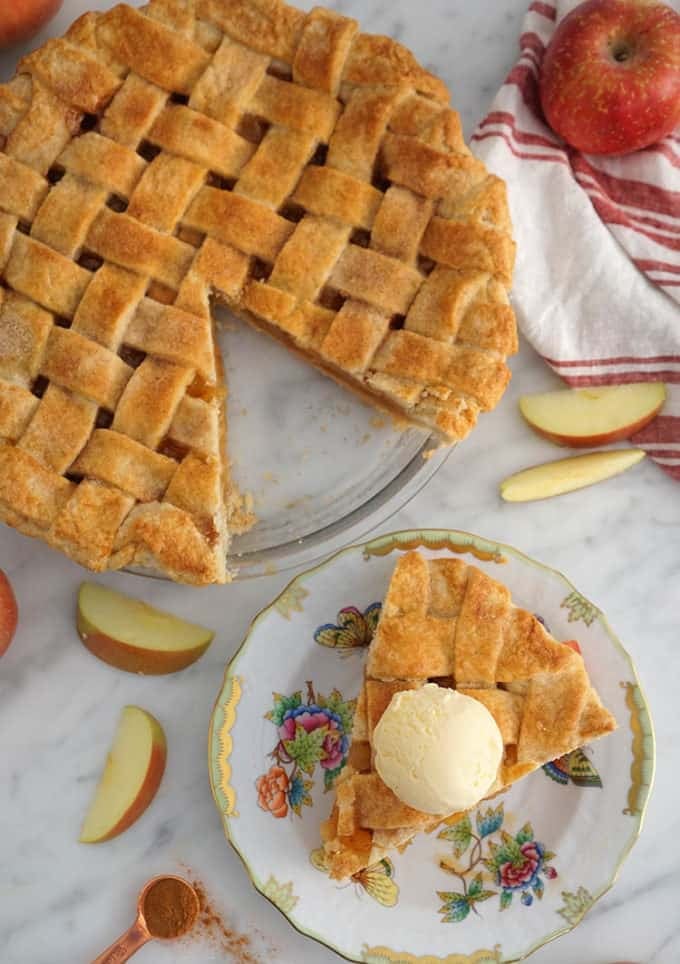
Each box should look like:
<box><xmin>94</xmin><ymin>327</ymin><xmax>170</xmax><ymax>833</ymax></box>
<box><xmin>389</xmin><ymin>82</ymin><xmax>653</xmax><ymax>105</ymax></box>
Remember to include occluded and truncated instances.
<box><xmin>77</xmin><ymin>583</ymin><xmax>214</xmax><ymax>675</ymax></box>
<box><xmin>80</xmin><ymin>706</ymin><xmax>166</xmax><ymax>843</ymax></box>
<box><xmin>500</xmin><ymin>449</ymin><xmax>645</xmax><ymax>502</ymax></box>
<box><xmin>519</xmin><ymin>383</ymin><xmax>666</xmax><ymax>447</ymax></box>
<box><xmin>0</xmin><ymin>570</ymin><xmax>18</xmax><ymax>658</ymax></box>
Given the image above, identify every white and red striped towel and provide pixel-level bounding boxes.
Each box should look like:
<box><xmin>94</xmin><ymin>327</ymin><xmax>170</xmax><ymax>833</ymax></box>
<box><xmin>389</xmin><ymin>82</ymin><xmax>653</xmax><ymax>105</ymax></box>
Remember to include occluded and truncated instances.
<box><xmin>471</xmin><ymin>0</ymin><xmax>680</xmax><ymax>480</ymax></box>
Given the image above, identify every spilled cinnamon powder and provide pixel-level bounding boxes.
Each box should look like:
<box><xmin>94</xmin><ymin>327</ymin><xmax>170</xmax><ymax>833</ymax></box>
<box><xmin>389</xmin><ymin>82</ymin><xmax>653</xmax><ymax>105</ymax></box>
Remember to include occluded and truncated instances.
<box><xmin>178</xmin><ymin>872</ymin><xmax>262</xmax><ymax>963</ymax></box>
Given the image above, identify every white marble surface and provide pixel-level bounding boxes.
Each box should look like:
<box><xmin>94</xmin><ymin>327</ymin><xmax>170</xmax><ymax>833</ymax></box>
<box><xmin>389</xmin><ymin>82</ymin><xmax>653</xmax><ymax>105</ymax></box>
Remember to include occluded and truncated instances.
<box><xmin>1</xmin><ymin>1</ymin><xmax>679</xmax><ymax>962</ymax></box>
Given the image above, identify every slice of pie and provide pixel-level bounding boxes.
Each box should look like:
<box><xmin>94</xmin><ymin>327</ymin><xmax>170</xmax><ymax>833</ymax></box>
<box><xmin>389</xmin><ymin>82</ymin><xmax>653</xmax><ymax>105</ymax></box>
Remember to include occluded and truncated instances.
<box><xmin>0</xmin><ymin>0</ymin><xmax>517</xmax><ymax>583</ymax></box>
<box><xmin>321</xmin><ymin>551</ymin><xmax>616</xmax><ymax>879</ymax></box>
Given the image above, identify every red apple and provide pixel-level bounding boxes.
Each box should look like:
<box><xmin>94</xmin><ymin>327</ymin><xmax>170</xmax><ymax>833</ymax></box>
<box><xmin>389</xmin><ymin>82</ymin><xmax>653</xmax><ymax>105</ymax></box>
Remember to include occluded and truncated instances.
<box><xmin>539</xmin><ymin>0</ymin><xmax>680</xmax><ymax>155</ymax></box>
<box><xmin>0</xmin><ymin>570</ymin><xmax>18</xmax><ymax>657</ymax></box>
<box><xmin>0</xmin><ymin>1</ymin><xmax>63</xmax><ymax>49</ymax></box>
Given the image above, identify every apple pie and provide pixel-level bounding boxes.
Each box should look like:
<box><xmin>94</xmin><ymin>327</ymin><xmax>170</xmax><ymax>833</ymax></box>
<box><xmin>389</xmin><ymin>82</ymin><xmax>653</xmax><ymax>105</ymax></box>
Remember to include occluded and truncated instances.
<box><xmin>0</xmin><ymin>1</ymin><xmax>517</xmax><ymax>583</ymax></box>
<box><xmin>321</xmin><ymin>551</ymin><xmax>616</xmax><ymax>879</ymax></box>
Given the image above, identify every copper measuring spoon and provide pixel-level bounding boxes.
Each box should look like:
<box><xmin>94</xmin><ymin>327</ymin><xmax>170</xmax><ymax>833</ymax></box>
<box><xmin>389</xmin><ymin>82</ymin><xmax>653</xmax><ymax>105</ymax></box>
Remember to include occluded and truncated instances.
<box><xmin>91</xmin><ymin>874</ymin><xmax>200</xmax><ymax>963</ymax></box>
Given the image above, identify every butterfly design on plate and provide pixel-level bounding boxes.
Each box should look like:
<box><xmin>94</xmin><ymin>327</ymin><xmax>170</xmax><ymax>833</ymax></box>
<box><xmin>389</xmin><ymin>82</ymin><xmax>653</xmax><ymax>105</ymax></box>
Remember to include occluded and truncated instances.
<box><xmin>310</xmin><ymin>847</ymin><xmax>399</xmax><ymax>907</ymax></box>
<box><xmin>314</xmin><ymin>603</ymin><xmax>382</xmax><ymax>653</ymax></box>
<box><xmin>542</xmin><ymin>748</ymin><xmax>603</xmax><ymax>788</ymax></box>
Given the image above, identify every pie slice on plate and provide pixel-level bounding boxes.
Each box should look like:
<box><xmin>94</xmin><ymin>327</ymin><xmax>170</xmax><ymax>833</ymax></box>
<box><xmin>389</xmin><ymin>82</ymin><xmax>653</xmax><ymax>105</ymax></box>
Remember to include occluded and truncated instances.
<box><xmin>321</xmin><ymin>551</ymin><xmax>617</xmax><ymax>879</ymax></box>
<box><xmin>0</xmin><ymin>0</ymin><xmax>517</xmax><ymax>583</ymax></box>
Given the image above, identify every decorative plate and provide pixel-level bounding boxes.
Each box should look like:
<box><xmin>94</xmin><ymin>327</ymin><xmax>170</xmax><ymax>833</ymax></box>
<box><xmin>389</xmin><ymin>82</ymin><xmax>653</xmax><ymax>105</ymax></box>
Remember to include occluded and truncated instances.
<box><xmin>209</xmin><ymin>529</ymin><xmax>654</xmax><ymax>963</ymax></box>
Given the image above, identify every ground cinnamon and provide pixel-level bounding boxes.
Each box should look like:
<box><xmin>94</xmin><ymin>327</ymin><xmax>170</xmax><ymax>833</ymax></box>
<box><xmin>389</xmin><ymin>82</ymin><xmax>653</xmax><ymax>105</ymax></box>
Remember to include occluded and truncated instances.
<box><xmin>175</xmin><ymin>867</ymin><xmax>267</xmax><ymax>963</ymax></box>
<box><xmin>191</xmin><ymin>878</ymin><xmax>260</xmax><ymax>963</ymax></box>
<box><xmin>142</xmin><ymin>877</ymin><xmax>199</xmax><ymax>940</ymax></box>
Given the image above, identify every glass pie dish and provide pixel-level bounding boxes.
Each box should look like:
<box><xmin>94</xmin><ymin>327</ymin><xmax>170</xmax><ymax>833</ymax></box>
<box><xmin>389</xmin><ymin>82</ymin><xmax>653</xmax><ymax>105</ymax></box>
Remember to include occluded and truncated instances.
<box><xmin>216</xmin><ymin>310</ymin><xmax>452</xmax><ymax>579</ymax></box>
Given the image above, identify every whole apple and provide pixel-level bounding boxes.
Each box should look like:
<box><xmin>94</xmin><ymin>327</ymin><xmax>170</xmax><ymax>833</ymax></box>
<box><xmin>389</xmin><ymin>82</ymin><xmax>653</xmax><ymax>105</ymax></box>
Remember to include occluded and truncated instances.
<box><xmin>539</xmin><ymin>0</ymin><xmax>680</xmax><ymax>155</ymax></box>
<box><xmin>0</xmin><ymin>570</ymin><xmax>18</xmax><ymax>657</ymax></box>
<box><xmin>0</xmin><ymin>0</ymin><xmax>63</xmax><ymax>50</ymax></box>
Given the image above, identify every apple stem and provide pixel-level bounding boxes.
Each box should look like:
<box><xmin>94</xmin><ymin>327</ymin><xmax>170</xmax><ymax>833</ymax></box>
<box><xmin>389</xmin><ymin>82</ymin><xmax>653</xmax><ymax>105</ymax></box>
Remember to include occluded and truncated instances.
<box><xmin>609</xmin><ymin>38</ymin><xmax>634</xmax><ymax>63</ymax></box>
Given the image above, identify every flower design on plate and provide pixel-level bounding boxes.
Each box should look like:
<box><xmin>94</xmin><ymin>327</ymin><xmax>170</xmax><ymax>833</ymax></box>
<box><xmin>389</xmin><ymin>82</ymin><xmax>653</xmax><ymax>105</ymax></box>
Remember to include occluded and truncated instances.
<box><xmin>496</xmin><ymin>840</ymin><xmax>555</xmax><ymax>904</ymax></box>
<box><xmin>437</xmin><ymin>804</ymin><xmax>558</xmax><ymax>921</ymax></box>
<box><xmin>274</xmin><ymin>584</ymin><xmax>309</xmax><ymax>620</ymax></box>
<box><xmin>556</xmin><ymin>886</ymin><xmax>594</xmax><ymax>926</ymax></box>
<box><xmin>314</xmin><ymin>603</ymin><xmax>382</xmax><ymax>652</ymax></box>
<box><xmin>561</xmin><ymin>590</ymin><xmax>599</xmax><ymax>627</ymax></box>
<box><xmin>256</xmin><ymin>765</ymin><xmax>290</xmax><ymax>818</ymax></box>
<box><xmin>278</xmin><ymin>703</ymin><xmax>349</xmax><ymax>772</ymax></box>
<box><xmin>256</xmin><ymin>682</ymin><xmax>355</xmax><ymax>818</ymax></box>
<box><xmin>262</xmin><ymin>875</ymin><xmax>299</xmax><ymax>913</ymax></box>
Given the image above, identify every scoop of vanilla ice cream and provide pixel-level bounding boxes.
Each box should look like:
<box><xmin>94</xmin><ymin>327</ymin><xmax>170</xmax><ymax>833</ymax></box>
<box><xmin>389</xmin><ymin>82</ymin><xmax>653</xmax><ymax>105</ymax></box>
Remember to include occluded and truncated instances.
<box><xmin>373</xmin><ymin>684</ymin><xmax>503</xmax><ymax>815</ymax></box>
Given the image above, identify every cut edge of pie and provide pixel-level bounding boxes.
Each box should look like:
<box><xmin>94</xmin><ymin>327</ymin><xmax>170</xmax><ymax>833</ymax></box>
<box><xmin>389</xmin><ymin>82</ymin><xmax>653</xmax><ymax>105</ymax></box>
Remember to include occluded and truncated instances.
<box><xmin>0</xmin><ymin>0</ymin><xmax>517</xmax><ymax>584</ymax></box>
<box><xmin>321</xmin><ymin>551</ymin><xmax>617</xmax><ymax>880</ymax></box>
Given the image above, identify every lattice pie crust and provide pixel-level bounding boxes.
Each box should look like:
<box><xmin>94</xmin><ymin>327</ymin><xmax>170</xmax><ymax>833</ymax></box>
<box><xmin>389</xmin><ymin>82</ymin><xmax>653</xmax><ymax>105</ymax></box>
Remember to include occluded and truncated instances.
<box><xmin>321</xmin><ymin>552</ymin><xmax>616</xmax><ymax>879</ymax></box>
<box><xmin>0</xmin><ymin>1</ymin><xmax>517</xmax><ymax>583</ymax></box>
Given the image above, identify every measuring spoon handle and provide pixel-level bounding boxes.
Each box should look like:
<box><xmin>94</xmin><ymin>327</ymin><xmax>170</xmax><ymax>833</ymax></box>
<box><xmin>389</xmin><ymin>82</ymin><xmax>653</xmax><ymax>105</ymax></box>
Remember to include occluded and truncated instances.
<box><xmin>91</xmin><ymin>917</ymin><xmax>151</xmax><ymax>964</ymax></box>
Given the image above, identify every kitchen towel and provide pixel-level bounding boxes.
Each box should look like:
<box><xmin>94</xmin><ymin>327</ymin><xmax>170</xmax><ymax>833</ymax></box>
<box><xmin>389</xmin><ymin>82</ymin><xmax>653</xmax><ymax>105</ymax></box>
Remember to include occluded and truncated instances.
<box><xmin>472</xmin><ymin>0</ymin><xmax>680</xmax><ymax>479</ymax></box>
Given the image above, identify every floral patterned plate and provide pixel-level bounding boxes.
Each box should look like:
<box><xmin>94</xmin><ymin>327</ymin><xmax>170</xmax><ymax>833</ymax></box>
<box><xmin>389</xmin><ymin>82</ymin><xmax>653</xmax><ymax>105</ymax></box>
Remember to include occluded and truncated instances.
<box><xmin>208</xmin><ymin>529</ymin><xmax>654</xmax><ymax>963</ymax></box>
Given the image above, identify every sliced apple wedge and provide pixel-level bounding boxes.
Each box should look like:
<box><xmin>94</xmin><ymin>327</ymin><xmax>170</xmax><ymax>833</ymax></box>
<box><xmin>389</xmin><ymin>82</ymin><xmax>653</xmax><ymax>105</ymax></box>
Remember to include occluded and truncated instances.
<box><xmin>519</xmin><ymin>383</ymin><xmax>666</xmax><ymax>448</ymax></box>
<box><xmin>77</xmin><ymin>583</ymin><xmax>214</xmax><ymax>675</ymax></box>
<box><xmin>80</xmin><ymin>706</ymin><xmax>166</xmax><ymax>844</ymax></box>
<box><xmin>500</xmin><ymin>449</ymin><xmax>645</xmax><ymax>502</ymax></box>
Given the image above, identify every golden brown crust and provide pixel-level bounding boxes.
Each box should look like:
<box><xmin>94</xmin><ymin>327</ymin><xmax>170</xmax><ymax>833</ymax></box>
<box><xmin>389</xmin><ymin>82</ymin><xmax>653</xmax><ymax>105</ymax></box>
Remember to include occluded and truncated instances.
<box><xmin>0</xmin><ymin>0</ymin><xmax>517</xmax><ymax>583</ymax></box>
<box><xmin>324</xmin><ymin>551</ymin><xmax>616</xmax><ymax>878</ymax></box>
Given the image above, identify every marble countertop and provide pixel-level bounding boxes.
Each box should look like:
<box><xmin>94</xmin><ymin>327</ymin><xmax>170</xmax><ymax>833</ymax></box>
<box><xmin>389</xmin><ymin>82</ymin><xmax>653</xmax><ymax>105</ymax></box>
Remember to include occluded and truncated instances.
<box><xmin>1</xmin><ymin>1</ymin><xmax>679</xmax><ymax>962</ymax></box>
